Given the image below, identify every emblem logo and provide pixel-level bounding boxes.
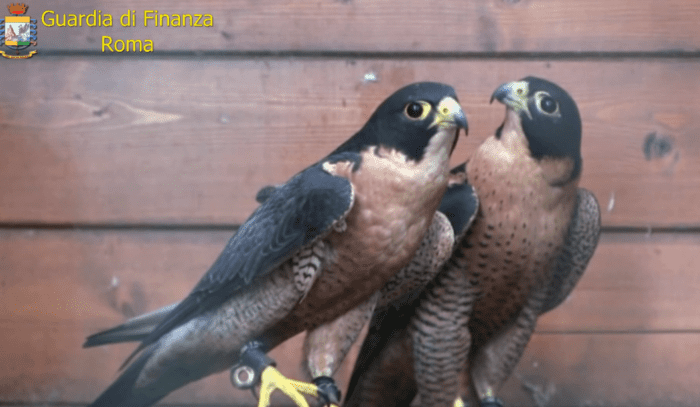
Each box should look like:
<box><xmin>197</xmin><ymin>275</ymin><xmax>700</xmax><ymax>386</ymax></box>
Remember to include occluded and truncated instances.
<box><xmin>0</xmin><ymin>3</ymin><xmax>37</xmax><ymax>59</ymax></box>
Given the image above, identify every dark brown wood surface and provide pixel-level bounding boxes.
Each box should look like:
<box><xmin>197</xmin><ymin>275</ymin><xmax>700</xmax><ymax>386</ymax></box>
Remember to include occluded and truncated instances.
<box><xmin>2</xmin><ymin>0</ymin><xmax>699</xmax><ymax>405</ymax></box>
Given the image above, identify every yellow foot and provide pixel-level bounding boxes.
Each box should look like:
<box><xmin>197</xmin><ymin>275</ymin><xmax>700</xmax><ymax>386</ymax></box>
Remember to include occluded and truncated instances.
<box><xmin>454</xmin><ymin>396</ymin><xmax>466</xmax><ymax>407</ymax></box>
<box><xmin>257</xmin><ymin>366</ymin><xmax>337</xmax><ymax>407</ymax></box>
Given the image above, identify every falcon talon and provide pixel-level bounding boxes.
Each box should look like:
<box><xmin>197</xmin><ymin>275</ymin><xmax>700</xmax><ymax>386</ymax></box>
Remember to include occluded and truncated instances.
<box><xmin>344</xmin><ymin>77</ymin><xmax>601</xmax><ymax>407</ymax></box>
<box><xmin>82</xmin><ymin>82</ymin><xmax>467</xmax><ymax>407</ymax></box>
<box><xmin>257</xmin><ymin>366</ymin><xmax>317</xmax><ymax>407</ymax></box>
<box><xmin>312</xmin><ymin>376</ymin><xmax>341</xmax><ymax>406</ymax></box>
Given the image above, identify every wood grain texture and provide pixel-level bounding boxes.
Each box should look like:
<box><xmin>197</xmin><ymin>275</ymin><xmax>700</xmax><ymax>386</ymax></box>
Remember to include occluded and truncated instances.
<box><xmin>23</xmin><ymin>0</ymin><xmax>700</xmax><ymax>53</ymax></box>
<box><xmin>0</xmin><ymin>229</ymin><xmax>698</xmax><ymax>404</ymax></box>
<box><xmin>538</xmin><ymin>232</ymin><xmax>700</xmax><ymax>332</ymax></box>
<box><xmin>1</xmin><ymin>0</ymin><xmax>696</xmax><ymax>405</ymax></box>
<box><xmin>2</xmin><ymin>59</ymin><xmax>699</xmax><ymax>227</ymax></box>
<box><xmin>500</xmin><ymin>333</ymin><xmax>700</xmax><ymax>407</ymax></box>
<box><xmin>0</xmin><ymin>229</ymin><xmax>360</xmax><ymax>405</ymax></box>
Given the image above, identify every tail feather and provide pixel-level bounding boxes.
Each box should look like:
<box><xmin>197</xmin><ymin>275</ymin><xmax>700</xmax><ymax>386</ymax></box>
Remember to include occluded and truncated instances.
<box><xmin>84</xmin><ymin>303</ymin><xmax>178</xmax><ymax>348</ymax></box>
<box><xmin>84</xmin><ymin>324</ymin><xmax>153</xmax><ymax>348</ymax></box>
<box><xmin>89</xmin><ymin>346</ymin><xmax>164</xmax><ymax>407</ymax></box>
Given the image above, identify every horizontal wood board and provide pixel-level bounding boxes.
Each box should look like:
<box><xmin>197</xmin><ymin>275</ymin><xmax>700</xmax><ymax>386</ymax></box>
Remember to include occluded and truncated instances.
<box><xmin>17</xmin><ymin>0</ymin><xmax>700</xmax><ymax>53</ymax></box>
<box><xmin>3</xmin><ymin>0</ymin><xmax>699</xmax><ymax>404</ymax></box>
<box><xmin>2</xmin><ymin>59</ymin><xmax>699</xmax><ymax>227</ymax></box>
<box><xmin>0</xmin><ymin>229</ymin><xmax>699</xmax><ymax>405</ymax></box>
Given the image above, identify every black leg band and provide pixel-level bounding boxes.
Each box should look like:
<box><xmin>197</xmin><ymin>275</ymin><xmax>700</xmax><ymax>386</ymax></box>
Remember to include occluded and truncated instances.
<box><xmin>230</xmin><ymin>340</ymin><xmax>276</xmax><ymax>390</ymax></box>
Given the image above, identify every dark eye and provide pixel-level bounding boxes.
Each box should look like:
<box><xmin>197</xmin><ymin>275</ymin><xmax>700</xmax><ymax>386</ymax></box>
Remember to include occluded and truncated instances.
<box><xmin>540</xmin><ymin>96</ymin><xmax>557</xmax><ymax>113</ymax></box>
<box><xmin>405</xmin><ymin>102</ymin><xmax>424</xmax><ymax>119</ymax></box>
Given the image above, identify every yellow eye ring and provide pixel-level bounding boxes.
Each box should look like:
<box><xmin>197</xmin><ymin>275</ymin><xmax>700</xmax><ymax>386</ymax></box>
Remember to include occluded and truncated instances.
<box><xmin>404</xmin><ymin>101</ymin><xmax>432</xmax><ymax>121</ymax></box>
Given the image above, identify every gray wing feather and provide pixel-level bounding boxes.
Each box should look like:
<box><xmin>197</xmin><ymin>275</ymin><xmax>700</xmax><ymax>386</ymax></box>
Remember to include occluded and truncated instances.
<box><xmin>255</xmin><ymin>184</ymin><xmax>280</xmax><ymax>204</ymax></box>
<box><xmin>85</xmin><ymin>182</ymin><xmax>280</xmax><ymax>349</ymax></box>
<box><xmin>540</xmin><ymin>188</ymin><xmax>601</xmax><ymax>314</ymax></box>
<box><xmin>438</xmin><ymin>175</ymin><xmax>478</xmax><ymax>240</ymax></box>
<box><xmin>126</xmin><ymin>155</ymin><xmax>356</xmax><ymax>360</ymax></box>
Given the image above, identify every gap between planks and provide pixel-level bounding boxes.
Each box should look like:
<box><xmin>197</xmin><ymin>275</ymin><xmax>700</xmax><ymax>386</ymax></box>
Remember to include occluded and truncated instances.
<box><xmin>33</xmin><ymin>50</ymin><xmax>700</xmax><ymax>60</ymax></box>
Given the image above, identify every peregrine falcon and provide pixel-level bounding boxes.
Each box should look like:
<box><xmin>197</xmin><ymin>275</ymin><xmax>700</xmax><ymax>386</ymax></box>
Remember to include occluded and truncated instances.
<box><xmin>85</xmin><ymin>163</ymin><xmax>478</xmax><ymax>407</ymax></box>
<box><xmin>343</xmin><ymin>77</ymin><xmax>601</xmax><ymax>407</ymax></box>
<box><xmin>83</xmin><ymin>82</ymin><xmax>468</xmax><ymax>407</ymax></box>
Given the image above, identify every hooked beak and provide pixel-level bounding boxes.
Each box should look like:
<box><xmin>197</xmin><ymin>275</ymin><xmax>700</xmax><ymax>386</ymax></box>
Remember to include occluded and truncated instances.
<box><xmin>432</xmin><ymin>96</ymin><xmax>468</xmax><ymax>135</ymax></box>
<box><xmin>490</xmin><ymin>80</ymin><xmax>532</xmax><ymax>120</ymax></box>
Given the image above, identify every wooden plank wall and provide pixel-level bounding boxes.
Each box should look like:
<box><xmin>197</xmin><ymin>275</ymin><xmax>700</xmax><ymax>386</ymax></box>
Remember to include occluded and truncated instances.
<box><xmin>2</xmin><ymin>1</ymin><xmax>699</xmax><ymax>406</ymax></box>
